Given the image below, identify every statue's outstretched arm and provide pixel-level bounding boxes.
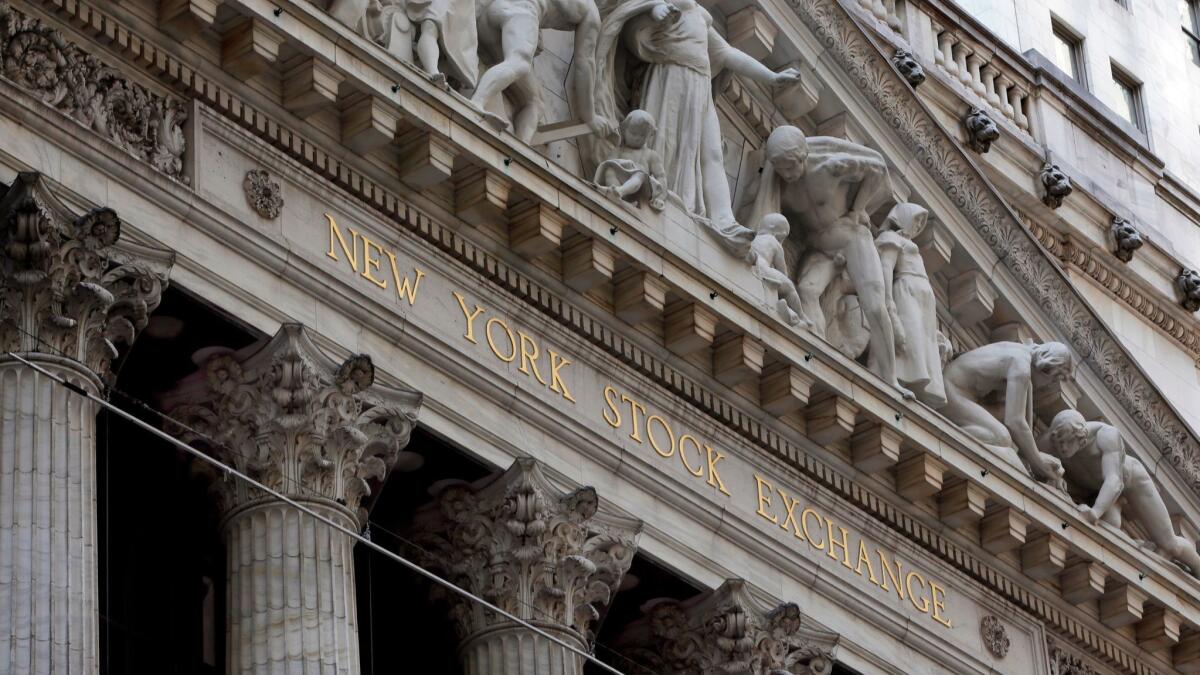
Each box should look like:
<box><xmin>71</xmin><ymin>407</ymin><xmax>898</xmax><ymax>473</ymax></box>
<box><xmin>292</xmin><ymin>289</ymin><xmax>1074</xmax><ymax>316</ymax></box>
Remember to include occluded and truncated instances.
<box><xmin>1089</xmin><ymin>426</ymin><xmax>1127</xmax><ymax>520</ymax></box>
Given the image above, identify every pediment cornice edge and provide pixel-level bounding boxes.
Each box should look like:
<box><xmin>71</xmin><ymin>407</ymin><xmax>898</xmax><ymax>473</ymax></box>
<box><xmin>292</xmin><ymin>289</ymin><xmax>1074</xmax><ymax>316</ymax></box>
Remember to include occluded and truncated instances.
<box><xmin>789</xmin><ymin>0</ymin><xmax>1200</xmax><ymax>497</ymax></box>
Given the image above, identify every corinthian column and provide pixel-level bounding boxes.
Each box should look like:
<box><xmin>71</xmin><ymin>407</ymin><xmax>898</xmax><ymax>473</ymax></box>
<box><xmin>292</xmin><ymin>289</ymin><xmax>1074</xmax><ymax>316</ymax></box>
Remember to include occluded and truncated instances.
<box><xmin>411</xmin><ymin>458</ymin><xmax>642</xmax><ymax>675</ymax></box>
<box><xmin>614</xmin><ymin>579</ymin><xmax>840</xmax><ymax>675</ymax></box>
<box><xmin>164</xmin><ymin>325</ymin><xmax>421</xmax><ymax>674</ymax></box>
<box><xmin>0</xmin><ymin>172</ymin><xmax>171</xmax><ymax>674</ymax></box>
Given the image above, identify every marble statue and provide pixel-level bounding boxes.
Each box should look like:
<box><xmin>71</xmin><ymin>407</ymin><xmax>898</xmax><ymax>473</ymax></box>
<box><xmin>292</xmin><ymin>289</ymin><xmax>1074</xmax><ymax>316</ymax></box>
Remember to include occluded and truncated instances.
<box><xmin>374</xmin><ymin>0</ymin><xmax>479</xmax><ymax>87</ymax></box>
<box><xmin>1110</xmin><ymin>216</ymin><xmax>1143</xmax><ymax>262</ymax></box>
<box><xmin>742</xmin><ymin>125</ymin><xmax>912</xmax><ymax>399</ymax></box>
<box><xmin>1041</xmin><ymin>410</ymin><xmax>1200</xmax><ymax>576</ymax></box>
<box><xmin>891</xmin><ymin>49</ymin><xmax>925</xmax><ymax>88</ymax></box>
<box><xmin>473</xmin><ymin>0</ymin><xmax>610</xmax><ymax>141</ymax></box>
<box><xmin>579</xmin><ymin>0</ymin><xmax>800</xmax><ymax>258</ymax></box>
<box><xmin>594</xmin><ymin>110</ymin><xmax>667</xmax><ymax>211</ymax></box>
<box><xmin>1040</xmin><ymin>163</ymin><xmax>1072</xmax><ymax>209</ymax></box>
<box><xmin>1178</xmin><ymin>269</ymin><xmax>1200</xmax><ymax>312</ymax></box>
<box><xmin>329</xmin><ymin>0</ymin><xmax>373</xmax><ymax>33</ymax></box>
<box><xmin>874</xmin><ymin>203</ymin><xmax>946</xmax><ymax>407</ymax></box>
<box><xmin>963</xmin><ymin>106</ymin><xmax>999</xmax><ymax>154</ymax></box>
<box><xmin>752</xmin><ymin>213</ymin><xmax>804</xmax><ymax>326</ymax></box>
<box><xmin>942</xmin><ymin>341</ymin><xmax>1074</xmax><ymax>484</ymax></box>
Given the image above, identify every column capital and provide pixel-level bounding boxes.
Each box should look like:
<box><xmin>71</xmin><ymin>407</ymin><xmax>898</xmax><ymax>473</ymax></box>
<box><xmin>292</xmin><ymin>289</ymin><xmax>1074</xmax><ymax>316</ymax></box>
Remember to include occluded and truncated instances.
<box><xmin>0</xmin><ymin>172</ymin><xmax>172</xmax><ymax>375</ymax></box>
<box><xmin>412</xmin><ymin>458</ymin><xmax>642</xmax><ymax>647</ymax></box>
<box><xmin>164</xmin><ymin>323</ymin><xmax>423</xmax><ymax>522</ymax></box>
<box><xmin>616</xmin><ymin>579</ymin><xmax>840</xmax><ymax>675</ymax></box>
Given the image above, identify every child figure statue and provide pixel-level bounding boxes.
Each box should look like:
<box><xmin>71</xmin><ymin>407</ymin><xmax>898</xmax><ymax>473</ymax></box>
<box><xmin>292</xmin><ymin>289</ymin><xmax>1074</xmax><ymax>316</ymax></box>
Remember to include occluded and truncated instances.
<box><xmin>593</xmin><ymin>110</ymin><xmax>667</xmax><ymax>211</ymax></box>
<box><xmin>373</xmin><ymin>0</ymin><xmax>478</xmax><ymax>89</ymax></box>
<box><xmin>752</xmin><ymin>213</ymin><xmax>804</xmax><ymax>327</ymax></box>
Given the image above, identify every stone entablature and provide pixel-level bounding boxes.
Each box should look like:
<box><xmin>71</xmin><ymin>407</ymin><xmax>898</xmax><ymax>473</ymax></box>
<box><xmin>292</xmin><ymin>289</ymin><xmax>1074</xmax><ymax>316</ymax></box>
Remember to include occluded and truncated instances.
<box><xmin>7</xmin><ymin>0</ymin><xmax>1200</xmax><ymax>672</ymax></box>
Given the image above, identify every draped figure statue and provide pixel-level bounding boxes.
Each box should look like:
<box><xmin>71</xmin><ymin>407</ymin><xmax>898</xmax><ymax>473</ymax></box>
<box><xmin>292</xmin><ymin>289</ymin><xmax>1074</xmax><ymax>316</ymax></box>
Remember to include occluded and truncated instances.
<box><xmin>573</xmin><ymin>0</ymin><xmax>798</xmax><ymax>259</ymax></box>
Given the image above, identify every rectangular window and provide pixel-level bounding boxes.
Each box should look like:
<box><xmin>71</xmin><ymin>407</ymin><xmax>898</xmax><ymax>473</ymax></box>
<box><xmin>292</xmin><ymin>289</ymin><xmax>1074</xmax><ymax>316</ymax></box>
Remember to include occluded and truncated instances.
<box><xmin>1051</xmin><ymin>21</ymin><xmax>1086</xmax><ymax>86</ymax></box>
<box><xmin>1110</xmin><ymin>64</ymin><xmax>1145</xmax><ymax>130</ymax></box>
<box><xmin>1186</xmin><ymin>1</ymin><xmax>1200</xmax><ymax>66</ymax></box>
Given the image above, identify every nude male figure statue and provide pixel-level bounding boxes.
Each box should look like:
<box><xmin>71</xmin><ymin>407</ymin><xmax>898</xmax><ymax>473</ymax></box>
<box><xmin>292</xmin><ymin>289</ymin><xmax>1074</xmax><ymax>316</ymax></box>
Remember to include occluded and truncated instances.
<box><xmin>474</xmin><ymin>0</ymin><xmax>610</xmax><ymax>142</ymax></box>
<box><xmin>1041</xmin><ymin>410</ymin><xmax>1200</xmax><ymax>576</ymax></box>
<box><xmin>941</xmin><ymin>341</ymin><xmax>1073</xmax><ymax>483</ymax></box>
<box><xmin>743</xmin><ymin>125</ymin><xmax>910</xmax><ymax>398</ymax></box>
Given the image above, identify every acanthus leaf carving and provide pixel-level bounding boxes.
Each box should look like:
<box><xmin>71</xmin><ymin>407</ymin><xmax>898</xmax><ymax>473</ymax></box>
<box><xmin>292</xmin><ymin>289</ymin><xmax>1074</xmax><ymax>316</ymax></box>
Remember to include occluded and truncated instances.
<box><xmin>0</xmin><ymin>2</ymin><xmax>188</xmax><ymax>182</ymax></box>
<box><xmin>0</xmin><ymin>172</ymin><xmax>170</xmax><ymax>375</ymax></box>
<box><xmin>615</xmin><ymin>579</ymin><xmax>839</xmax><ymax>675</ymax></box>
<box><xmin>410</xmin><ymin>458</ymin><xmax>641</xmax><ymax>647</ymax></box>
<box><xmin>163</xmin><ymin>324</ymin><xmax>422</xmax><ymax>521</ymax></box>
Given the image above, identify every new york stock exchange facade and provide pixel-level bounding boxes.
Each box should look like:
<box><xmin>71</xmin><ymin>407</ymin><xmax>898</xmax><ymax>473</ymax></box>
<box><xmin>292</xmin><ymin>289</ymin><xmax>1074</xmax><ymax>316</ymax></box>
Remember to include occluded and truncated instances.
<box><xmin>4</xmin><ymin>0</ymin><xmax>1200</xmax><ymax>672</ymax></box>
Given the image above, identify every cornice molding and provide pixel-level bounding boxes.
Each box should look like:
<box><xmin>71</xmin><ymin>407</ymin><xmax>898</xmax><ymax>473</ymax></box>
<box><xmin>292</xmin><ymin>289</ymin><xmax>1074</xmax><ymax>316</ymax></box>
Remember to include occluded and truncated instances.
<box><xmin>789</xmin><ymin>0</ymin><xmax>1200</xmax><ymax>495</ymax></box>
<box><xmin>3</xmin><ymin>1</ymin><xmax>1192</xmax><ymax>671</ymax></box>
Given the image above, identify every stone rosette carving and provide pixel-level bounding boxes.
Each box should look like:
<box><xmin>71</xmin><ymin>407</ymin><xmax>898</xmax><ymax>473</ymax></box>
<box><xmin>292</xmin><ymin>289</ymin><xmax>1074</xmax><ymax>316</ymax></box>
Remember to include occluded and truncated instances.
<box><xmin>963</xmin><ymin>106</ymin><xmax>1000</xmax><ymax>154</ymax></box>
<box><xmin>410</xmin><ymin>458</ymin><xmax>641</xmax><ymax>647</ymax></box>
<box><xmin>243</xmin><ymin>169</ymin><xmax>283</xmax><ymax>219</ymax></box>
<box><xmin>615</xmin><ymin>579</ymin><xmax>839</xmax><ymax>675</ymax></box>
<box><xmin>1039</xmin><ymin>163</ymin><xmax>1072</xmax><ymax>209</ymax></box>
<box><xmin>891</xmin><ymin>49</ymin><xmax>925</xmax><ymax>88</ymax></box>
<box><xmin>0</xmin><ymin>2</ymin><xmax>188</xmax><ymax>182</ymax></box>
<box><xmin>1178</xmin><ymin>269</ymin><xmax>1200</xmax><ymax>312</ymax></box>
<box><xmin>1109</xmin><ymin>215</ymin><xmax>1143</xmax><ymax>262</ymax></box>
<box><xmin>1047</xmin><ymin>638</ymin><xmax>1101</xmax><ymax>675</ymax></box>
<box><xmin>979</xmin><ymin>615</ymin><xmax>1010</xmax><ymax>659</ymax></box>
<box><xmin>163</xmin><ymin>324</ymin><xmax>422</xmax><ymax>521</ymax></box>
<box><xmin>0</xmin><ymin>172</ymin><xmax>171</xmax><ymax>375</ymax></box>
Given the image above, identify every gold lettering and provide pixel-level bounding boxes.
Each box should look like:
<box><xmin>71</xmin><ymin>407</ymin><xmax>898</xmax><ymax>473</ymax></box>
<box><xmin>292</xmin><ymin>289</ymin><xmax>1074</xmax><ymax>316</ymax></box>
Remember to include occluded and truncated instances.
<box><xmin>517</xmin><ymin>332</ymin><xmax>548</xmax><ymax>385</ymax></box>
<box><xmin>679</xmin><ymin>435</ymin><xmax>704</xmax><ymax>477</ymax></box>
<box><xmin>603</xmin><ymin>386</ymin><xmax>622</xmax><ymax>428</ymax></box>
<box><xmin>548</xmin><ymin>351</ymin><xmax>576</xmax><ymax>403</ymax></box>
<box><xmin>777</xmin><ymin>489</ymin><xmax>802</xmax><ymax>538</ymax></box>
<box><xmin>485</xmin><ymin>317</ymin><xmax>517</xmax><ymax>362</ymax></box>
<box><xmin>325</xmin><ymin>213</ymin><xmax>359</xmax><ymax>272</ymax></box>
<box><xmin>826</xmin><ymin>518</ymin><xmax>853</xmax><ymax>569</ymax></box>
<box><xmin>360</xmin><ymin>235</ymin><xmax>388</xmax><ymax>289</ymax></box>
<box><xmin>877</xmin><ymin>550</ymin><xmax>905</xmax><ymax>600</ymax></box>
<box><xmin>453</xmin><ymin>292</ymin><xmax>485</xmax><ymax>343</ymax></box>
<box><xmin>801</xmin><ymin>508</ymin><xmax>825</xmax><ymax>550</ymax></box>
<box><xmin>930</xmin><ymin>581</ymin><xmax>952</xmax><ymax>628</ymax></box>
<box><xmin>621</xmin><ymin>395</ymin><xmax>647</xmax><ymax>443</ymax></box>
<box><xmin>704</xmin><ymin>446</ymin><xmax>731</xmax><ymax>496</ymax></box>
<box><xmin>855</xmin><ymin>541</ymin><xmax>879</xmax><ymax>583</ymax></box>
<box><xmin>646</xmin><ymin>415</ymin><xmax>675</xmax><ymax>458</ymax></box>
<box><xmin>386</xmin><ymin>252</ymin><xmax>424</xmax><ymax>305</ymax></box>
<box><xmin>906</xmin><ymin>571</ymin><xmax>930</xmax><ymax>613</ymax></box>
<box><xmin>753</xmin><ymin>475</ymin><xmax>778</xmax><ymax>525</ymax></box>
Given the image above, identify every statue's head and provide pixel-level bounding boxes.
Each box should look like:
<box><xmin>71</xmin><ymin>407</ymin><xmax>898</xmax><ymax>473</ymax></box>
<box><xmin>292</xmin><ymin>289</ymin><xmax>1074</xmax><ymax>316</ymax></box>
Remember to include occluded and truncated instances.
<box><xmin>621</xmin><ymin>110</ymin><xmax>657</xmax><ymax>148</ymax></box>
<box><xmin>1031</xmin><ymin>341</ymin><xmax>1075</xmax><ymax>381</ymax></box>
<box><xmin>883</xmin><ymin>203</ymin><xmax>929</xmax><ymax>240</ymax></box>
<box><xmin>766</xmin><ymin>126</ymin><xmax>809</xmax><ymax>182</ymax></box>
<box><xmin>1047</xmin><ymin>409</ymin><xmax>1089</xmax><ymax>458</ymax></box>
<box><xmin>758</xmin><ymin>213</ymin><xmax>790</xmax><ymax>238</ymax></box>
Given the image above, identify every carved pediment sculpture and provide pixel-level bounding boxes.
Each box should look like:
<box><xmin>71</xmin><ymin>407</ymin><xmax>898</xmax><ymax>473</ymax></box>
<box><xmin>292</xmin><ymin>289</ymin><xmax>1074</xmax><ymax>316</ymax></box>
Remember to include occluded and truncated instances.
<box><xmin>573</xmin><ymin>0</ymin><xmax>802</xmax><ymax>260</ymax></box>
<box><xmin>614</xmin><ymin>579</ymin><xmax>839</xmax><ymax>675</ymax></box>
<box><xmin>752</xmin><ymin>213</ymin><xmax>805</xmax><ymax>328</ymax></box>
<box><xmin>1041</xmin><ymin>410</ymin><xmax>1200</xmax><ymax>577</ymax></box>
<box><xmin>740</xmin><ymin>125</ymin><xmax>915</xmax><ymax>401</ymax></box>
<box><xmin>942</xmin><ymin>341</ymin><xmax>1075</xmax><ymax>485</ymax></box>
<box><xmin>594</xmin><ymin>110</ymin><xmax>668</xmax><ymax>211</ymax></box>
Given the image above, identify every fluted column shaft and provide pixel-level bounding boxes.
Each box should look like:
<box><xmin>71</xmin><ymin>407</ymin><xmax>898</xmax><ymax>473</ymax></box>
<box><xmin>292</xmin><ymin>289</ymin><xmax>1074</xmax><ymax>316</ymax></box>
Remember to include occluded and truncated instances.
<box><xmin>0</xmin><ymin>356</ymin><xmax>101</xmax><ymax>675</ymax></box>
<box><xmin>461</xmin><ymin>624</ymin><xmax>586</xmax><ymax>675</ymax></box>
<box><xmin>224</xmin><ymin>499</ymin><xmax>360</xmax><ymax>675</ymax></box>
